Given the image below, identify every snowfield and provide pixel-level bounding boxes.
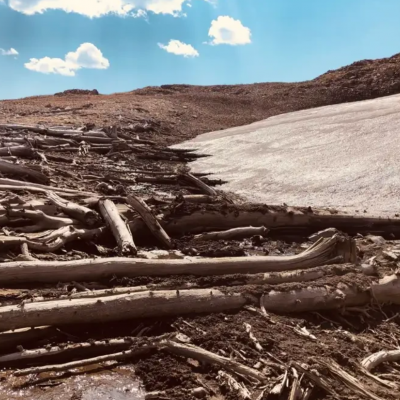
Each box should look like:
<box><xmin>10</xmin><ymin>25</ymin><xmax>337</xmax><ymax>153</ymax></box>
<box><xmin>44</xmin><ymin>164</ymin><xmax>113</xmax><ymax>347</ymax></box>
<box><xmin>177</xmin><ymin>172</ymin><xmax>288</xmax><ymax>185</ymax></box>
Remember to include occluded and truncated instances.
<box><xmin>174</xmin><ymin>94</ymin><xmax>400</xmax><ymax>215</ymax></box>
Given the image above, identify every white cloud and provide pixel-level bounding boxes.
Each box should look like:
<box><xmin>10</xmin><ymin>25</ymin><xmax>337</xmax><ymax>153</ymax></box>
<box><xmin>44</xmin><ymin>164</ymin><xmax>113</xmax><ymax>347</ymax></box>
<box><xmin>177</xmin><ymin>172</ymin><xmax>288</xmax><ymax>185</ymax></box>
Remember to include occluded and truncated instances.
<box><xmin>0</xmin><ymin>47</ymin><xmax>19</xmax><ymax>56</ymax></box>
<box><xmin>158</xmin><ymin>40</ymin><xmax>199</xmax><ymax>57</ymax></box>
<box><xmin>25</xmin><ymin>43</ymin><xmax>109</xmax><ymax>76</ymax></box>
<box><xmin>208</xmin><ymin>16</ymin><xmax>251</xmax><ymax>46</ymax></box>
<box><xmin>6</xmin><ymin>0</ymin><xmax>203</xmax><ymax>17</ymax></box>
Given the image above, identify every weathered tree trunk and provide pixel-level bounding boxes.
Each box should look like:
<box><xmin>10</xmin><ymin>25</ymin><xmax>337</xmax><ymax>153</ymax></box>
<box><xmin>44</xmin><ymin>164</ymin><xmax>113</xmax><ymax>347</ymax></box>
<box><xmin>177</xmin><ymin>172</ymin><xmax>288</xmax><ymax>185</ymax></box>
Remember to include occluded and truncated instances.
<box><xmin>0</xmin><ymin>160</ymin><xmax>49</xmax><ymax>184</ymax></box>
<box><xmin>370</xmin><ymin>274</ymin><xmax>400</xmax><ymax>304</ymax></box>
<box><xmin>0</xmin><ymin>289</ymin><xmax>247</xmax><ymax>331</ymax></box>
<box><xmin>47</xmin><ymin>191</ymin><xmax>100</xmax><ymax>226</ymax></box>
<box><xmin>0</xmin><ymin>236</ymin><xmax>348</xmax><ymax>284</ymax></box>
<box><xmin>99</xmin><ymin>199</ymin><xmax>137</xmax><ymax>255</ymax></box>
<box><xmin>128</xmin><ymin>206</ymin><xmax>400</xmax><ymax>239</ymax></box>
<box><xmin>0</xmin><ymin>146</ymin><xmax>35</xmax><ymax>158</ymax></box>
<box><xmin>127</xmin><ymin>195</ymin><xmax>172</xmax><ymax>248</ymax></box>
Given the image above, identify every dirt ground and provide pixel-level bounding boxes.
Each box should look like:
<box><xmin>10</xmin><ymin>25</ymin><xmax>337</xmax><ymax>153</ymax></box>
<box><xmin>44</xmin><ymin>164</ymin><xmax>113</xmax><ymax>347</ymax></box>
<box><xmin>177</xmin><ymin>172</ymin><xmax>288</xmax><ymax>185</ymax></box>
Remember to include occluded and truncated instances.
<box><xmin>0</xmin><ymin>53</ymin><xmax>400</xmax><ymax>400</ymax></box>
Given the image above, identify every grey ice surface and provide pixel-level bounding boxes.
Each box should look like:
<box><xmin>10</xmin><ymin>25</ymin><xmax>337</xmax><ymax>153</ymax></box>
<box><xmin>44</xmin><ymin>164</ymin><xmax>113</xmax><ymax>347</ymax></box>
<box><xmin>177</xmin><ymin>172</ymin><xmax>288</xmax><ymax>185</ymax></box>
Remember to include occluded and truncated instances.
<box><xmin>173</xmin><ymin>94</ymin><xmax>400</xmax><ymax>216</ymax></box>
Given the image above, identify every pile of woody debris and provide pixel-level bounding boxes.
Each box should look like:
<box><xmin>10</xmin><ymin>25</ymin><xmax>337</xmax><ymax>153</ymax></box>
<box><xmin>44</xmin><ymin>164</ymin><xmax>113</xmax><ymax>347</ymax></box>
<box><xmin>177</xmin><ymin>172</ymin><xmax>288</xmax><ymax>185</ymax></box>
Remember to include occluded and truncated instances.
<box><xmin>0</xmin><ymin>123</ymin><xmax>399</xmax><ymax>400</ymax></box>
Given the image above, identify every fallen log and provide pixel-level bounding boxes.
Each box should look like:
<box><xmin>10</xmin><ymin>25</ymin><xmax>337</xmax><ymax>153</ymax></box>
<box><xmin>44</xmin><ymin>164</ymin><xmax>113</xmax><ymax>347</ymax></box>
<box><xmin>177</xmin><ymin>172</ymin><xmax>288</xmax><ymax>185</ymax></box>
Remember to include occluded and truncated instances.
<box><xmin>29</xmin><ymin>265</ymin><xmax>354</xmax><ymax>302</ymax></box>
<box><xmin>127</xmin><ymin>195</ymin><xmax>172</xmax><ymax>249</ymax></box>
<box><xmin>0</xmin><ymin>178</ymin><xmax>96</xmax><ymax>197</ymax></box>
<box><xmin>0</xmin><ymin>326</ymin><xmax>56</xmax><ymax>352</ymax></box>
<box><xmin>0</xmin><ymin>160</ymin><xmax>49</xmax><ymax>185</ymax></box>
<box><xmin>0</xmin><ymin>335</ymin><xmax>165</xmax><ymax>365</ymax></box>
<box><xmin>99</xmin><ymin>199</ymin><xmax>137</xmax><ymax>255</ymax></box>
<box><xmin>130</xmin><ymin>206</ymin><xmax>400</xmax><ymax>239</ymax></box>
<box><xmin>0</xmin><ymin>236</ymin><xmax>349</xmax><ymax>284</ymax></box>
<box><xmin>46</xmin><ymin>191</ymin><xmax>100</xmax><ymax>226</ymax></box>
<box><xmin>181</xmin><ymin>172</ymin><xmax>217</xmax><ymax>196</ymax></box>
<box><xmin>0</xmin><ymin>289</ymin><xmax>248</xmax><ymax>331</ymax></box>
<box><xmin>15</xmin><ymin>346</ymin><xmax>153</xmax><ymax>376</ymax></box>
<box><xmin>261</xmin><ymin>283</ymin><xmax>370</xmax><ymax>313</ymax></box>
<box><xmin>193</xmin><ymin>226</ymin><xmax>269</xmax><ymax>241</ymax></box>
<box><xmin>0</xmin><ymin>146</ymin><xmax>35</xmax><ymax>158</ymax></box>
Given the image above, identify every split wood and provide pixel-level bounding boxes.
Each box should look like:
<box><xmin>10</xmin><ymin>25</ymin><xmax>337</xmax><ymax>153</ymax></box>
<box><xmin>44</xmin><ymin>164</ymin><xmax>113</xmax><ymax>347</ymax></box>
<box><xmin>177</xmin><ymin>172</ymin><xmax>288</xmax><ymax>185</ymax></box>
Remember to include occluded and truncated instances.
<box><xmin>318</xmin><ymin>358</ymin><xmax>387</xmax><ymax>400</ymax></box>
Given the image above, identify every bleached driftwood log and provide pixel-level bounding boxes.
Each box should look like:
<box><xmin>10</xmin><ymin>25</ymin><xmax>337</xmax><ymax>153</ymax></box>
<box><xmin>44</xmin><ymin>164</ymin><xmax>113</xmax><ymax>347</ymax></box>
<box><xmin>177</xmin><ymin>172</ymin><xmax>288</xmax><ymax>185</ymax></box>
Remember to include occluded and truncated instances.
<box><xmin>46</xmin><ymin>191</ymin><xmax>100</xmax><ymax>226</ymax></box>
<box><xmin>129</xmin><ymin>206</ymin><xmax>400</xmax><ymax>238</ymax></box>
<box><xmin>362</xmin><ymin>349</ymin><xmax>400</xmax><ymax>372</ymax></box>
<box><xmin>127</xmin><ymin>194</ymin><xmax>172</xmax><ymax>248</ymax></box>
<box><xmin>0</xmin><ymin>236</ymin><xmax>349</xmax><ymax>284</ymax></box>
<box><xmin>261</xmin><ymin>284</ymin><xmax>370</xmax><ymax>313</ymax></box>
<box><xmin>99</xmin><ymin>199</ymin><xmax>136</xmax><ymax>255</ymax></box>
<box><xmin>15</xmin><ymin>346</ymin><xmax>153</xmax><ymax>376</ymax></box>
<box><xmin>0</xmin><ymin>289</ymin><xmax>247</xmax><ymax>331</ymax></box>
<box><xmin>193</xmin><ymin>226</ymin><xmax>269</xmax><ymax>241</ymax></box>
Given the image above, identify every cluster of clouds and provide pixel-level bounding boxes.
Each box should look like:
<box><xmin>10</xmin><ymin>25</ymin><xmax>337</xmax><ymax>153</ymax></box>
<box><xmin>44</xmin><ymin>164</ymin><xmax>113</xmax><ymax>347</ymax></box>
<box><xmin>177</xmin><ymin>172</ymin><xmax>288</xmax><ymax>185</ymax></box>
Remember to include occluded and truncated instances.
<box><xmin>25</xmin><ymin>43</ymin><xmax>110</xmax><ymax>76</ymax></box>
<box><xmin>1</xmin><ymin>0</ymin><xmax>252</xmax><ymax>75</ymax></box>
<box><xmin>2</xmin><ymin>0</ymin><xmax>211</xmax><ymax>17</ymax></box>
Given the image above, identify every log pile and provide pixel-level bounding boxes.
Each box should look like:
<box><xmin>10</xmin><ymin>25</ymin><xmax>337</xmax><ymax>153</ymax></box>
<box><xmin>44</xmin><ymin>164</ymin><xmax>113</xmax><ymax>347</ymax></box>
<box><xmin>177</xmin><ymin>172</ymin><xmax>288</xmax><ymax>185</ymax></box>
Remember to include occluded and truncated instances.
<box><xmin>0</xmin><ymin>122</ymin><xmax>399</xmax><ymax>400</ymax></box>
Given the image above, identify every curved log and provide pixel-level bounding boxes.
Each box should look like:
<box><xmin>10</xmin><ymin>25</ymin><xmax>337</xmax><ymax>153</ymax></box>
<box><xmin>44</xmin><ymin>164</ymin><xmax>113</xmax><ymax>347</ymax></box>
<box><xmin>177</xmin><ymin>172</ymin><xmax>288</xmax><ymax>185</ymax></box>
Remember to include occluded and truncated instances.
<box><xmin>362</xmin><ymin>350</ymin><xmax>400</xmax><ymax>372</ymax></box>
<box><xmin>0</xmin><ymin>236</ymin><xmax>349</xmax><ymax>284</ymax></box>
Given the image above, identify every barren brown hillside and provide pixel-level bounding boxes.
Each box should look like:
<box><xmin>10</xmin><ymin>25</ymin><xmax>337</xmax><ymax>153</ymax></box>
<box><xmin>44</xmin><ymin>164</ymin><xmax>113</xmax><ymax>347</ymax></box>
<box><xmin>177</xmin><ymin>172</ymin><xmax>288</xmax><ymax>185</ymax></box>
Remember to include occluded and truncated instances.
<box><xmin>2</xmin><ymin>52</ymin><xmax>400</xmax><ymax>146</ymax></box>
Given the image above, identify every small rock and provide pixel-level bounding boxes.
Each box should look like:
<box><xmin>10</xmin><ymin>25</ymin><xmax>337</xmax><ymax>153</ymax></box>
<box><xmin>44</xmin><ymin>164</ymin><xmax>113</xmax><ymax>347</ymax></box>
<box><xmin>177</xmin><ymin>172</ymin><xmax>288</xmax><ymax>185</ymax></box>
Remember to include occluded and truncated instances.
<box><xmin>191</xmin><ymin>387</ymin><xmax>207</xmax><ymax>398</ymax></box>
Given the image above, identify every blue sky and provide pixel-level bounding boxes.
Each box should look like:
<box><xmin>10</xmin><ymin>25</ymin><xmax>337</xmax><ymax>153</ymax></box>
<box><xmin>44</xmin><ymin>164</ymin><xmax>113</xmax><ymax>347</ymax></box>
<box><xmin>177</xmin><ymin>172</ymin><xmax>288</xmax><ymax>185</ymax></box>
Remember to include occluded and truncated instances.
<box><xmin>1</xmin><ymin>0</ymin><xmax>400</xmax><ymax>100</ymax></box>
